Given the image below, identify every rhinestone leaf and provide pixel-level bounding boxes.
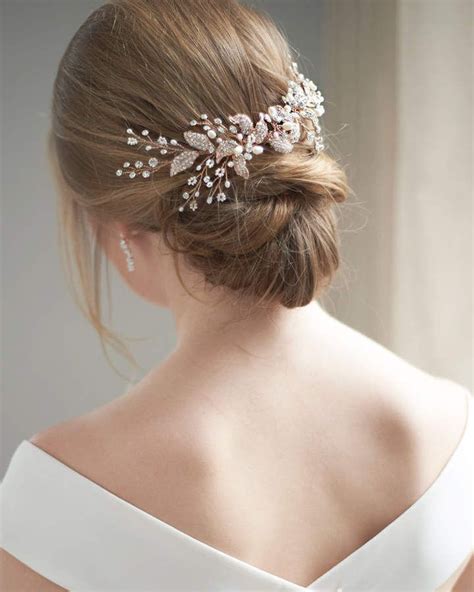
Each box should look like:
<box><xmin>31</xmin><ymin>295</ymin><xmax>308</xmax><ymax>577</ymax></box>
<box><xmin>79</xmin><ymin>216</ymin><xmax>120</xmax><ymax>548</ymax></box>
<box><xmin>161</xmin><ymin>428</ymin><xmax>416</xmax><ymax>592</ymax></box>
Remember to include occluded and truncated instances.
<box><xmin>268</xmin><ymin>105</ymin><xmax>289</xmax><ymax>123</ymax></box>
<box><xmin>170</xmin><ymin>150</ymin><xmax>199</xmax><ymax>176</ymax></box>
<box><xmin>183</xmin><ymin>131</ymin><xmax>215</xmax><ymax>153</ymax></box>
<box><xmin>254</xmin><ymin>118</ymin><xmax>268</xmax><ymax>144</ymax></box>
<box><xmin>228</xmin><ymin>114</ymin><xmax>253</xmax><ymax>136</ymax></box>
<box><xmin>268</xmin><ymin>135</ymin><xmax>294</xmax><ymax>154</ymax></box>
<box><xmin>286</xmin><ymin>121</ymin><xmax>301</xmax><ymax>143</ymax></box>
<box><xmin>233</xmin><ymin>154</ymin><xmax>249</xmax><ymax>179</ymax></box>
<box><xmin>216</xmin><ymin>139</ymin><xmax>239</xmax><ymax>163</ymax></box>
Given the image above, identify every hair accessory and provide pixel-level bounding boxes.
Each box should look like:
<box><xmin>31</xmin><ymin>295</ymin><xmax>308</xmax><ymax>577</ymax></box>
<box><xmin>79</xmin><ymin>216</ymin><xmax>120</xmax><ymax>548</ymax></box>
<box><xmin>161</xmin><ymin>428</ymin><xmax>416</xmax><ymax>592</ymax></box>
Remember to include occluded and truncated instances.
<box><xmin>119</xmin><ymin>233</ymin><xmax>135</xmax><ymax>272</ymax></box>
<box><xmin>115</xmin><ymin>61</ymin><xmax>325</xmax><ymax>212</ymax></box>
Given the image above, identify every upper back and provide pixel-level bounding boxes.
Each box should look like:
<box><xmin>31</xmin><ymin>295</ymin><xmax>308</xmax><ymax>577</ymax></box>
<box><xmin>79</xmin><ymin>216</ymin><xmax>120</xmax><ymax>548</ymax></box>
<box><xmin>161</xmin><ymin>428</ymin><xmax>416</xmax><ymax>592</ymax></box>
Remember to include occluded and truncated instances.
<box><xmin>25</xmin><ymin>318</ymin><xmax>471</xmax><ymax>588</ymax></box>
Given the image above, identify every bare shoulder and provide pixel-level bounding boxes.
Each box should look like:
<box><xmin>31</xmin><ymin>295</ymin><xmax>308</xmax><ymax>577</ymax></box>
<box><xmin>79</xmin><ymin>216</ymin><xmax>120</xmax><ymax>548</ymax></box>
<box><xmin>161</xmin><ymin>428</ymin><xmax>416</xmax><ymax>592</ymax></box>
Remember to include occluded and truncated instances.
<box><xmin>29</xmin><ymin>384</ymin><xmax>227</xmax><ymax>470</ymax></box>
<box><xmin>325</xmin><ymin>316</ymin><xmax>471</xmax><ymax>504</ymax></box>
<box><xmin>335</xmin><ymin>316</ymin><xmax>470</xmax><ymax>462</ymax></box>
<box><xmin>351</xmin><ymin>351</ymin><xmax>470</xmax><ymax>500</ymax></box>
<box><xmin>29</xmin><ymin>384</ymin><xmax>230</xmax><ymax>535</ymax></box>
<box><xmin>31</xmin><ymin>398</ymin><xmax>219</xmax><ymax>473</ymax></box>
<box><xmin>7</xmin><ymin>384</ymin><xmax>228</xmax><ymax>589</ymax></box>
<box><xmin>381</xmin><ymin>371</ymin><xmax>470</xmax><ymax>472</ymax></box>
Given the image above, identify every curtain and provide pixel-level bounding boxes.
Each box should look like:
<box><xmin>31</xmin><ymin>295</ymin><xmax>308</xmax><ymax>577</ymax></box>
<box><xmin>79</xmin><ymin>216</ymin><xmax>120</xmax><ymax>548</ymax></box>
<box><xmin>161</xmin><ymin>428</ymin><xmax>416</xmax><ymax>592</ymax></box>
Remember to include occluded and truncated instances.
<box><xmin>319</xmin><ymin>0</ymin><xmax>472</xmax><ymax>389</ymax></box>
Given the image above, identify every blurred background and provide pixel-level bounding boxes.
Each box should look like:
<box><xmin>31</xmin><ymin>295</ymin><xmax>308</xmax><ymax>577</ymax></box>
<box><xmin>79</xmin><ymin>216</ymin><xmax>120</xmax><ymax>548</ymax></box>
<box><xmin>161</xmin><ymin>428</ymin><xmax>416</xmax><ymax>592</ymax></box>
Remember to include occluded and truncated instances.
<box><xmin>1</xmin><ymin>0</ymin><xmax>472</xmax><ymax>475</ymax></box>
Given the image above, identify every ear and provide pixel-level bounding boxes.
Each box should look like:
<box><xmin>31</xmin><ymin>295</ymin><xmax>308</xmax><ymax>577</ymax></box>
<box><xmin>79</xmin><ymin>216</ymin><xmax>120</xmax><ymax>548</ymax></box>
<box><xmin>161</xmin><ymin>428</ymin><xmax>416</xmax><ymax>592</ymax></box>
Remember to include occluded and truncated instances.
<box><xmin>113</xmin><ymin>220</ymin><xmax>130</xmax><ymax>238</ymax></box>
<box><xmin>104</xmin><ymin>220</ymin><xmax>141</xmax><ymax>241</ymax></box>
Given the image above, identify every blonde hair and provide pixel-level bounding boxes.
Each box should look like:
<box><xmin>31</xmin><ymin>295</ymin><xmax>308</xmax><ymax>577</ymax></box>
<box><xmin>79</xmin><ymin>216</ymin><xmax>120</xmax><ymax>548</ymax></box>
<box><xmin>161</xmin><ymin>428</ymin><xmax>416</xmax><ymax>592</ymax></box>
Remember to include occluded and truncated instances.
<box><xmin>49</xmin><ymin>0</ymin><xmax>350</xmax><ymax>366</ymax></box>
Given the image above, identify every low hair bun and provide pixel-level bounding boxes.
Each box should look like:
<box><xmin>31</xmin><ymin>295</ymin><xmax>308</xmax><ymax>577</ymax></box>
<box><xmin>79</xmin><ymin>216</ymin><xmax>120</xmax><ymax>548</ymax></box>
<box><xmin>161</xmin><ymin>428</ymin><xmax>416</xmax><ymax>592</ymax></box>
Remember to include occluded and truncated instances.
<box><xmin>164</xmin><ymin>149</ymin><xmax>350</xmax><ymax>308</ymax></box>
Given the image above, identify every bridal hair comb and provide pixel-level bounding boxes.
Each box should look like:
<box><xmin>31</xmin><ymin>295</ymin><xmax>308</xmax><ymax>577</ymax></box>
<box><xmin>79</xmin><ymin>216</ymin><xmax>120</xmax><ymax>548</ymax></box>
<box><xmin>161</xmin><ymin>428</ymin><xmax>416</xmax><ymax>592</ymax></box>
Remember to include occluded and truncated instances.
<box><xmin>115</xmin><ymin>61</ymin><xmax>325</xmax><ymax>212</ymax></box>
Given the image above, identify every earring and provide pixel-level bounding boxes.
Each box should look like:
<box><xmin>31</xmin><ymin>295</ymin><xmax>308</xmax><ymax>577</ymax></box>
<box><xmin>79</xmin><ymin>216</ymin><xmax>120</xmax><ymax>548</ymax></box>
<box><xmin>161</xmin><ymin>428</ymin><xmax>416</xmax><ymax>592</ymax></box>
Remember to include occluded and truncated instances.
<box><xmin>119</xmin><ymin>232</ymin><xmax>135</xmax><ymax>272</ymax></box>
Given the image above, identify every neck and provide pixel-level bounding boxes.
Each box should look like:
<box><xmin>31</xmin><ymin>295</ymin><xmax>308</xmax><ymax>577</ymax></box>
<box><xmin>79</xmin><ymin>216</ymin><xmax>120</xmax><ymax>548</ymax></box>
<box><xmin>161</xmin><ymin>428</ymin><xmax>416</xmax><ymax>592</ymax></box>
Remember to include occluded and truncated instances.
<box><xmin>168</xmin><ymin>276</ymin><xmax>331</xmax><ymax>359</ymax></box>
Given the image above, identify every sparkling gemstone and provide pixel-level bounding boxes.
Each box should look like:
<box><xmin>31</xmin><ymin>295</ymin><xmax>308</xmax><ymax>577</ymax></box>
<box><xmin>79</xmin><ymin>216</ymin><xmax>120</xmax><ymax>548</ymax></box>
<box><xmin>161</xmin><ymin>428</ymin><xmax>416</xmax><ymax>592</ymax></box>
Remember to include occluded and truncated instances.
<box><xmin>129</xmin><ymin>172</ymin><xmax>136</xmax><ymax>178</ymax></box>
<box><xmin>116</xmin><ymin>169</ymin><xmax>123</xmax><ymax>176</ymax></box>
<box><xmin>148</xmin><ymin>157</ymin><xmax>158</xmax><ymax>167</ymax></box>
<box><xmin>142</xmin><ymin>170</ymin><xmax>151</xmax><ymax>178</ymax></box>
<box><xmin>135</xmin><ymin>160</ymin><xmax>143</xmax><ymax>168</ymax></box>
<box><xmin>190</xmin><ymin>120</ymin><xmax>197</xmax><ymax>126</ymax></box>
<box><xmin>123</xmin><ymin>161</ymin><xmax>130</xmax><ymax>167</ymax></box>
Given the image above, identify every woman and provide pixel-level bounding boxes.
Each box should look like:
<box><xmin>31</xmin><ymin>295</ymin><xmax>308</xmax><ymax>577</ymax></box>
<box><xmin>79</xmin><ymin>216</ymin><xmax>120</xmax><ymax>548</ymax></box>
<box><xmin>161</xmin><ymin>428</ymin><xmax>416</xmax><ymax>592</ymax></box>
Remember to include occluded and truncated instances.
<box><xmin>1</xmin><ymin>0</ymin><xmax>472</xmax><ymax>590</ymax></box>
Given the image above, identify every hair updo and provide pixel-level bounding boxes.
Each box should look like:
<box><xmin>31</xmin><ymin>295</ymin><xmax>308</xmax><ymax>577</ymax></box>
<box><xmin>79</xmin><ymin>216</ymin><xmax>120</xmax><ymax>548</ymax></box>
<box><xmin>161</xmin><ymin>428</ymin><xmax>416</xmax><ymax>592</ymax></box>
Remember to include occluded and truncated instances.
<box><xmin>49</xmin><ymin>0</ymin><xmax>349</xmax><ymax>357</ymax></box>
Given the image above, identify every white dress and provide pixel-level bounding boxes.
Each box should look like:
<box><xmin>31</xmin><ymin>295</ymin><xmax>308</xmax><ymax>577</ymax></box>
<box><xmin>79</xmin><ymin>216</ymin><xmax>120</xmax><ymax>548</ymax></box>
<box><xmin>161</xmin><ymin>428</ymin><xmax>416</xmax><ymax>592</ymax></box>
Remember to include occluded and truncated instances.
<box><xmin>1</xmin><ymin>389</ymin><xmax>472</xmax><ymax>592</ymax></box>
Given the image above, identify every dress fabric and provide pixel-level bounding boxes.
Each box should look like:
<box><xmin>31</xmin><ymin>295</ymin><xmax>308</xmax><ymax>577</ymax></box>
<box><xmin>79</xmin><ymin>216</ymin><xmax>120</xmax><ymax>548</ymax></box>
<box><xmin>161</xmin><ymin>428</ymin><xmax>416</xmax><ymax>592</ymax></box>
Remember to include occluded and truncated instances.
<box><xmin>0</xmin><ymin>387</ymin><xmax>472</xmax><ymax>592</ymax></box>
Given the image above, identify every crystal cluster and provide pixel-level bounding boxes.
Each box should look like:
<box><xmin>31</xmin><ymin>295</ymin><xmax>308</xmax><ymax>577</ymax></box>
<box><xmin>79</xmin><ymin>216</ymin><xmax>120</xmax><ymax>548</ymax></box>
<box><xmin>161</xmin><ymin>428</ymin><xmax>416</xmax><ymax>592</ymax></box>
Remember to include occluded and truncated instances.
<box><xmin>115</xmin><ymin>60</ymin><xmax>325</xmax><ymax>212</ymax></box>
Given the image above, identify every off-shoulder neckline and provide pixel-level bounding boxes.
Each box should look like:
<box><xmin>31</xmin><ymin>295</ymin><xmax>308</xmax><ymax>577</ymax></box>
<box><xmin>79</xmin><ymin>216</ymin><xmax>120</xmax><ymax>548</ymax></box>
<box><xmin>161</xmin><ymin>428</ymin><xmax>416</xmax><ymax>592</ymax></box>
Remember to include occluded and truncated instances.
<box><xmin>17</xmin><ymin>388</ymin><xmax>472</xmax><ymax>590</ymax></box>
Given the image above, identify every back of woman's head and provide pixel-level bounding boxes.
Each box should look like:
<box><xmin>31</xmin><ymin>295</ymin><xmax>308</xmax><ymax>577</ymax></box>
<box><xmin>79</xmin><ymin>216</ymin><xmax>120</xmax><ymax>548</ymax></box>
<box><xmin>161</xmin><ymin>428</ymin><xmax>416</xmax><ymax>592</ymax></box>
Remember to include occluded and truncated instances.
<box><xmin>50</xmin><ymin>0</ymin><xmax>349</xmax><ymax>344</ymax></box>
